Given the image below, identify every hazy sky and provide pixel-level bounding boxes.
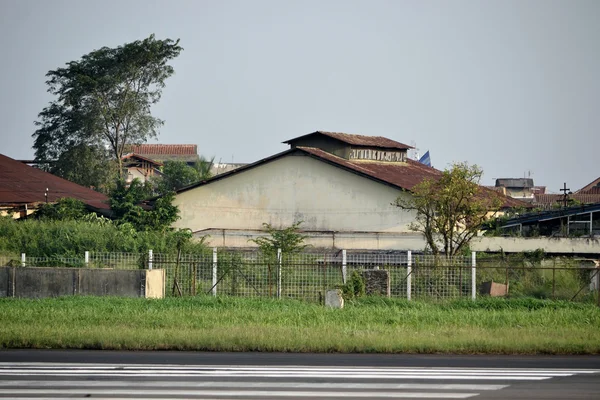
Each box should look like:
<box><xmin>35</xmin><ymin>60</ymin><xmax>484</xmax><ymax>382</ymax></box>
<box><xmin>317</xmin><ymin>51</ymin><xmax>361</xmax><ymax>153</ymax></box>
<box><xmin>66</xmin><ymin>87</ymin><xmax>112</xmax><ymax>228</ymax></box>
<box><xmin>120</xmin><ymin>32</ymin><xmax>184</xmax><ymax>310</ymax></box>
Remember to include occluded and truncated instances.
<box><xmin>1</xmin><ymin>0</ymin><xmax>598</xmax><ymax>192</ymax></box>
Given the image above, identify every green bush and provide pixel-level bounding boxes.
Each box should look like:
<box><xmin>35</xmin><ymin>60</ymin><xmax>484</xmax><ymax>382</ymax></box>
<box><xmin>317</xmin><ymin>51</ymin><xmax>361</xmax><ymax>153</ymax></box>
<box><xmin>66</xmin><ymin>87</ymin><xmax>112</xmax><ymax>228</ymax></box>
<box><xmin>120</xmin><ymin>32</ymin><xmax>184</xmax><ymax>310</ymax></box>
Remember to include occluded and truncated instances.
<box><xmin>0</xmin><ymin>217</ymin><xmax>205</xmax><ymax>257</ymax></box>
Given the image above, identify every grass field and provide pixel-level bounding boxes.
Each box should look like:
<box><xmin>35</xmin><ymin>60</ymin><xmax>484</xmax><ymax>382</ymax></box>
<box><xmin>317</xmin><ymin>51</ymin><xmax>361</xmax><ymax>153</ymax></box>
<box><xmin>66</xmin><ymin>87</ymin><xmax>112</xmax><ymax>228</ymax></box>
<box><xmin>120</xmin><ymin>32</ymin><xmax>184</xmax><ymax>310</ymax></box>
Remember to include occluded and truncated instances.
<box><xmin>1</xmin><ymin>296</ymin><xmax>599</xmax><ymax>354</ymax></box>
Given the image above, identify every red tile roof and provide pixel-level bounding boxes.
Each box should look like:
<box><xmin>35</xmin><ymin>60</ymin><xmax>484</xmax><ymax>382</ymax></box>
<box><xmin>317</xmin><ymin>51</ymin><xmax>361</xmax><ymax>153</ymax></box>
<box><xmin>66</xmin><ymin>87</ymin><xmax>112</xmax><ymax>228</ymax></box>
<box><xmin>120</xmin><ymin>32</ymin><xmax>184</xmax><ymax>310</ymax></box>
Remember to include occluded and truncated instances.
<box><xmin>284</xmin><ymin>131</ymin><xmax>413</xmax><ymax>150</ymax></box>
<box><xmin>577</xmin><ymin>177</ymin><xmax>600</xmax><ymax>193</ymax></box>
<box><xmin>127</xmin><ymin>144</ymin><xmax>198</xmax><ymax>155</ymax></box>
<box><xmin>534</xmin><ymin>193</ymin><xmax>600</xmax><ymax>207</ymax></box>
<box><xmin>0</xmin><ymin>154</ymin><xmax>110</xmax><ymax>210</ymax></box>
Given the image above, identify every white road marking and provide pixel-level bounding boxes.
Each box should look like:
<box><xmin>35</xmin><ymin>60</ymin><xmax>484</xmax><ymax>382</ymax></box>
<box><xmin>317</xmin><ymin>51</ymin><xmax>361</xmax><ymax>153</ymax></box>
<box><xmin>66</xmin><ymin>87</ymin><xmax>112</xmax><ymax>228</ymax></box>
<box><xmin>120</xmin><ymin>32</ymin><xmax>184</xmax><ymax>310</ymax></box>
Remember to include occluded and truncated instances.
<box><xmin>0</xmin><ymin>389</ymin><xmax>479</xmax><ymax>398</ymax></box>
<box><xmin>0</xmin><ymin>380</ymin><xmax>509</xmax><ymax>390</ymax></box>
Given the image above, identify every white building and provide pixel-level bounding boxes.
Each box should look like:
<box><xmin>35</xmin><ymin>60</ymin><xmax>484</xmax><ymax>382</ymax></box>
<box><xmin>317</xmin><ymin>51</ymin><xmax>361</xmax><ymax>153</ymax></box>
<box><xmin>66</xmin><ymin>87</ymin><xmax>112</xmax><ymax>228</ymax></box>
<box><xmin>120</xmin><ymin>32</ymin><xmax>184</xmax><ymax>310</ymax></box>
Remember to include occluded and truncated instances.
<box><xmin>172</xmin><ymin>131</ymin><xmax>443</xmax><ymax>250</ymax></box>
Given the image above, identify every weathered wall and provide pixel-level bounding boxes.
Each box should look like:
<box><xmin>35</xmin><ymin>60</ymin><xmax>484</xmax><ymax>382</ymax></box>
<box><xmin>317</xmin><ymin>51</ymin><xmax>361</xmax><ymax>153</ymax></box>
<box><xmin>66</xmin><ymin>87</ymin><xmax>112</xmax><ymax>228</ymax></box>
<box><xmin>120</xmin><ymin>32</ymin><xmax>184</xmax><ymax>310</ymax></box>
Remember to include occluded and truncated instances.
<box><xmin>0</xmin><ymin>267</ymin><xmax>165</xmax><ymax>299</ymax></box>
<box><xmin>196</xmin><ymin>228</ymin><xmax>427</xmax><ymax>250</ymax></box>
<box><xmin>79</xmin><ymin>269</ymin><xmax>144</xmax><ymax>297</ymax></box>
<box><xmin>173</xmin><ymin>154</ymin><xmax>417</xmax><ymax>241</ymax></box>
<box><xmin>472</xmin><ymin>236</ymin><xmax>600</xmax><ymax>255</ymax></box>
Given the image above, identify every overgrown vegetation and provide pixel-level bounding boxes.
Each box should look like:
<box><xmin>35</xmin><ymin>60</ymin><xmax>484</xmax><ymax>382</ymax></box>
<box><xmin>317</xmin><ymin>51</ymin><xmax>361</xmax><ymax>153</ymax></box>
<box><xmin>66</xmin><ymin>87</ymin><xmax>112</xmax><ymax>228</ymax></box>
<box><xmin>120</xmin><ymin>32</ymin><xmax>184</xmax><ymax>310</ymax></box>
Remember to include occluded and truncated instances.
<box><xmin>395</xmin><ymin>162</ymin><xmax>502</xmax><ymax>256</ymax></box>
<box><xmin>1</xmin><ymin>296</ymin><xmax>598</xmax><ymax>354</ymax></box>
<box><xmin>0</xmin><ymin>215</ymin><xmax>205</xmax><ymax>257</ymax></box>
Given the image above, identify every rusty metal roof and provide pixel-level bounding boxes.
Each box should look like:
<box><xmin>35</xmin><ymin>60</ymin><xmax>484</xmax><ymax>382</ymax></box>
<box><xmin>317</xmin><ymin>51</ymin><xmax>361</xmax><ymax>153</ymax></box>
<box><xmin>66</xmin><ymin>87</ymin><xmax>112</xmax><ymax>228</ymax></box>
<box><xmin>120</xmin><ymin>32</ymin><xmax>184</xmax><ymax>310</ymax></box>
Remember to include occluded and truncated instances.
<box><xmin>284</xmin><ymin>131</ymin><xmax>413</xmax><ymax>150</ymax></box>
<box><xmin>0</xmin><ymin>154</ymin><xmax>109</xmax><ymax>210</ymax></box>
<box><xmin>298</xmin><ymin>147</ymin><xmax>440</xmax><ymax>190</ymax></box>
<box><xmin>122</xmin><ymin>153</ymin><xmax>164</xmax><ymax>167</ymax></box>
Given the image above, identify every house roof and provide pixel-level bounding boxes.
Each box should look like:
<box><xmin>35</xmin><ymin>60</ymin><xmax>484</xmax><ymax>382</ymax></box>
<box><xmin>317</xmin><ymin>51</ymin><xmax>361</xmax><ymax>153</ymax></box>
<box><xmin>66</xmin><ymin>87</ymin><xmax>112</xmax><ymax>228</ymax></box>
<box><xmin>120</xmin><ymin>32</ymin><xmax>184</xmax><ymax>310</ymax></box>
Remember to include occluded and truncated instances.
<box><xmin>534</xmin><ymin>193</ymin><xmax>600</xmax><ymax>207</ymax></box>
<box><xmin>174</xmin><ymin>146</ymin><xmax>524</xmax><ymax>208</ymax></box>
<box><xmin>283</xmin><ymin>131</ymin><xmax>413</xmax><ymax>150</ymax></box>
<box><xmin>121</xmin><ymin>153</ymin><xmax>163</xmax><ymax>167</ymax></box>
<box><xmin>577</xmin><ymin>177</ymin><xmax>600</xmax><ymax>193</ymax></box>
<box><xmin>0</xmin><ymin>153</ymin><xmax>110</xmax><ymax>210</ymax></box>
<box><xmin>125</xmin><ymin>144</ymin><xmax>199</xmax><ymax>163</ymax></box>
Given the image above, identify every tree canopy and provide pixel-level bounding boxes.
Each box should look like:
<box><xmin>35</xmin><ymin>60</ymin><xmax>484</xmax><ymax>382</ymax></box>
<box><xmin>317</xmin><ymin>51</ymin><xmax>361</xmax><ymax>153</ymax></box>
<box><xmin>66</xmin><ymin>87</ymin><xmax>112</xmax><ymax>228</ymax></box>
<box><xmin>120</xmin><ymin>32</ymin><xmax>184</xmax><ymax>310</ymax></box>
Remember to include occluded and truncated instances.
<box><xmin>33</xmin><ymin>34</ymin><xmax>183</xmax><ymax>182</ymax></box>
<box><xmin>153</xmin><ymin>158</ymin><xmax>214</xmax><ymax>194</ymax></box>
<box><xmin>395</xmin><ymin>162</ymin><xmax>502</xmax><ymax>257</ymax></box>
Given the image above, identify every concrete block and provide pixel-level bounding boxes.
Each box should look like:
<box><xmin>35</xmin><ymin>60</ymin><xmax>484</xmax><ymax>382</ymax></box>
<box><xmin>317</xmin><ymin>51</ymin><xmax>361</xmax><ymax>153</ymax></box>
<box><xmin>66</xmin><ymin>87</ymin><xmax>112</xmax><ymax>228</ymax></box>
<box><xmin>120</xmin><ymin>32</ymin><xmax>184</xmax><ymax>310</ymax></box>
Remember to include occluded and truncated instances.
<box><xmin>361</xmin><ymin>269</ymin><xmax>390</xmax><ymax>297</ymax></box>
<box><xmin>480</xmin><ymin>281</ymin><xmax>509</xmax><ymax>297</ymax></box>
<box><xmin>325</xmin><ymin>289</ymin><xmax>344</xmax><ymax>308</ymax></box>
<box><xmin>145</xmin><ymin>269</ymin><xmax>166</xmax><ymax>298</ymax></box>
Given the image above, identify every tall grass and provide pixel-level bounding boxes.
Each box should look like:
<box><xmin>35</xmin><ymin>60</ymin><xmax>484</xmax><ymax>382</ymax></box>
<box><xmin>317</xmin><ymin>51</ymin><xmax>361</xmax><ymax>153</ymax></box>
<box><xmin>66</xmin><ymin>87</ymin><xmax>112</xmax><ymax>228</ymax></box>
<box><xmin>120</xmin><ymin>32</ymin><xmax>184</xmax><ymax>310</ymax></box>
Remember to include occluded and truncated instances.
<box><xmin>0</xmin><ymin>218</ymin><xmax>206</xmax><ymax>257</ymax></box>
<box><xmin>1</xmin><ymin>296</ymin><xmax>598</xmax><ymax>354</ymax></box>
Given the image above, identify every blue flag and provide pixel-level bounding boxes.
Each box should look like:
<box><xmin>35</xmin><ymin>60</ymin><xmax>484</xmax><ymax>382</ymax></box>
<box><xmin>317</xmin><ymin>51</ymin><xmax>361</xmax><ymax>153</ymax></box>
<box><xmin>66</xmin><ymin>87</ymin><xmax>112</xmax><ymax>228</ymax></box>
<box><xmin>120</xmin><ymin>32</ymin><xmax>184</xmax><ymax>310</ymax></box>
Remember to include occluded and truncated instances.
<box><xmin>419</xmin><ymin>151</ymin><xmax>431</xmax><ymax>167</ymax></box>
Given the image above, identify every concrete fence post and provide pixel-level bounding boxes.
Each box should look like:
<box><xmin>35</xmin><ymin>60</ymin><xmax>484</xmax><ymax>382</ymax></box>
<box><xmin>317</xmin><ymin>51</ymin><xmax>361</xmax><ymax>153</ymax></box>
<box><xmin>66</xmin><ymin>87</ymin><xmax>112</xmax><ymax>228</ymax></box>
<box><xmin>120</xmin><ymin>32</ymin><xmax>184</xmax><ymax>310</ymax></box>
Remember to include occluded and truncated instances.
<box><xmin>212</xmin><ymin>248</ymin><xmax>217</xmax><ymax>297</ymax></box>
<box><xmin>471</xmin><ymin>251</ymin><xmax>477</xmax><ymax>301</ymax></box>
<box><xmin>84</xmin><ymin>251</ymin><xmax>89</xmax><ymax>267</ymax></box>
<box><xmin>342</xmin><ymin>249</ymin><xmax>347</xmax><ymax>284</ymax></box>
<box><xmin>277</xmin><ymin>248</ymin><xmax>282</xmax><ymax>299</ymax></box>
<box><xmin>21</xmin><ymin>253</ymin><xmax>25</xmax><ymax>267</ymax></box>
<box><xmin>407</xmin><ymin>251</ymin><xmax>412</xmax><ymax>301</ymax></box>
<box><xmin>148</xmin><ymin>250</ymin><xmax>153</xmax><ymax>270</ymax></box>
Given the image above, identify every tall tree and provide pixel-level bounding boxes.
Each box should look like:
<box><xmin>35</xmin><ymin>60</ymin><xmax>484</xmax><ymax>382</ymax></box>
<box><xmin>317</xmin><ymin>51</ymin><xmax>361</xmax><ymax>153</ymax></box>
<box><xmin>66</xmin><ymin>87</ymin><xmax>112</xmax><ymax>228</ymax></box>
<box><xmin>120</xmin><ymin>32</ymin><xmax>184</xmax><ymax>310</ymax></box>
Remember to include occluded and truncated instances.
<box><xmin>395</xmin><ymin>162</ymin><xmax>503</xmax><ymax>257</ymax></box>
<box><xmin>33</xmin><ymin>35</ymin><xmax>183</xmax><ymax>179</ymax></box>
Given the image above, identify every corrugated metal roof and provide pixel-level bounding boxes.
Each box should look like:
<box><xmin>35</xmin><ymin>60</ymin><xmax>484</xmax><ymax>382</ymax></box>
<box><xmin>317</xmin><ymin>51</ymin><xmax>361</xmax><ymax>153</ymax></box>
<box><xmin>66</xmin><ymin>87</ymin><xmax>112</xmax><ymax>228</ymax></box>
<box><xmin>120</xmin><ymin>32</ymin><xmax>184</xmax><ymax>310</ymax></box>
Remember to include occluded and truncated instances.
<box><xmin>121</xmin><ymin>153</ymin><xmax>164</xmax><ymax>166</ymax></box>
<box><xmin>298</xmin><ymin>147</ymin><xmax>440</xmax><ymax>190</ymax></box>
<box><xmin>284</xmin><ymin>131</ymin><xmax>413</xmax><ymax>150</ymax></box>
<box><xmin>0</xmin><ymin>154</ymin><xmax>109</xmax><ymax>210</ymax></box>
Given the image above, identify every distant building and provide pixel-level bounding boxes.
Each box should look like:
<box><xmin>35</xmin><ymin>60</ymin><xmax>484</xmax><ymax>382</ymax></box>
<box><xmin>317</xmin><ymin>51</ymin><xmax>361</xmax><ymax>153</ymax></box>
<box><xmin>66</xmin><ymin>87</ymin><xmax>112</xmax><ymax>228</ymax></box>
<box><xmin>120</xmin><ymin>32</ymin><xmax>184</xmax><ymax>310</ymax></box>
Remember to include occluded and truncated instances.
<box><xmin>121</xmin><ymin>153</ymin><xmax>163</xmax><ymax>184</ymax></box>
<box><xmin>494</xmin><ymin>178</ymin><xmax>546</xmax><ymax>203</ymax></box>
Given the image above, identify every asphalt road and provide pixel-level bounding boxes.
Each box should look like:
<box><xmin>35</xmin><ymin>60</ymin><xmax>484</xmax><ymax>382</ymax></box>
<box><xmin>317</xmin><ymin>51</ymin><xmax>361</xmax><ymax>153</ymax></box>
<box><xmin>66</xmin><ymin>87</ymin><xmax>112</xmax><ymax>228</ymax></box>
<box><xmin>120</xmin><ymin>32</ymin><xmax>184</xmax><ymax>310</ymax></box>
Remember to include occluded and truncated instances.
<box><xmin>0</xmin><ymin>350</ymin><xmax>598</xmax><ymax>399</ymax></box>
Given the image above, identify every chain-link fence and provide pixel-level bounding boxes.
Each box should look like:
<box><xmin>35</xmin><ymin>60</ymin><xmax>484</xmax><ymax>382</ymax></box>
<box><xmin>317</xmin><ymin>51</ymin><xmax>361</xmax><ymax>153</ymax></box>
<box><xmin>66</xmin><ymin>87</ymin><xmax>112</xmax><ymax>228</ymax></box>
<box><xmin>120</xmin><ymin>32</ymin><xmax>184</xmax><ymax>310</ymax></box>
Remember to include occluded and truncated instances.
<box><xmin>2</xmin><ymin>250</ymin><xmax>598</xmax><ymax>303</ymax></box>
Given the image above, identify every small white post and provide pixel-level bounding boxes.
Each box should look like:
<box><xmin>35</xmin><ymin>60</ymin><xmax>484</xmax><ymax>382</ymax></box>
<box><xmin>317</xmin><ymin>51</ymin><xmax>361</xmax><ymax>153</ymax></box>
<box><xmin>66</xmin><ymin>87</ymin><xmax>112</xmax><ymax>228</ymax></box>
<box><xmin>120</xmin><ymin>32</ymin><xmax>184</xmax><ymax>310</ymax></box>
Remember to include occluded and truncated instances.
<box><xmin>342</xmin><ymin>250</ymin><xmax>347</xmax><ymax>284</ymax></box>
<box><xmin>148</xmin><ymin>249</ymin><xmax>153</xmax><ymax>270</ymax></box>
<box><xmin>84</xmin><ymin>251</ymin><xmax>89</xmax><ymax>267</ymax></box>
<box><xmin>407</xmin><ymin>251</ymin><xmax>412</xmax><ymax>301</ymax></box>
<box><xmin>471</xmin><ymin>251</ymin><xmax>477</xmax><ymax>301</ymax></box>
<box><xmin>21</xmin><ymin>253</ymin><xmax>26</xmax><ymax>267</ymax></box>
<box><xmin>277</xmin><ymin>248</ymin><xmax>282</xmax><ymax>299</ymax></box>
<box><xmin>212</xmin><ymin>248</ymin><xmax>218</xmax><ymax>296</ymax></box>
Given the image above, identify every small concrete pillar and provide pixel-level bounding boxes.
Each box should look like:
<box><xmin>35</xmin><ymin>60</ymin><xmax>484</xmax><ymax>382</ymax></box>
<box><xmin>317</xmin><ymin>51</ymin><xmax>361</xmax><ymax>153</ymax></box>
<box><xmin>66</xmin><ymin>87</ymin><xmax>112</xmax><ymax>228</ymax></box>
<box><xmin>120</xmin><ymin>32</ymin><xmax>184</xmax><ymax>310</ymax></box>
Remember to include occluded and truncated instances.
<box><xmin>325</xmin><ymin>289</ymin><xmax>344</xmax><ymax>308</ymax></box>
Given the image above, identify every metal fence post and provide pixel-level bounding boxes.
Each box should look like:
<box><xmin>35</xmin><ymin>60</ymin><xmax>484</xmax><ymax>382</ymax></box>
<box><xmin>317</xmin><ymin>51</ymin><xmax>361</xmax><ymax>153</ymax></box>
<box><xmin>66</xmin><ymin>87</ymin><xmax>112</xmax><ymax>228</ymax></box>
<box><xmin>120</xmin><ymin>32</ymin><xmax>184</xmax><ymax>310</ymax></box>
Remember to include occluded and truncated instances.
<box><xmin>471</xmin><ymin>251</ymin><xmax>477</xmax><ymax>301</ymax></box>
<box><xmin>277</xmin><ymin>248</ymin><xmax>282</xmax><ymax>299</ymax></box>
<box><xmin>342</xmin><ymin>250</ymin><xmax>347</xmax><ymax>284</ymax></box>
<box><xmin>21</xmin><ymin>253</ymin><xmax>25</xmax><ymax>267</ymax></box>
<box><xmin>148</xmin><ymin>250</ymin><xmax>153</xmax><ymax>270</ymax></box>
<box><xmin>84</xmin><ymin>251</ymin><xmax>89</xmax><ymax>268</ymax></box>
<box><xmin>212</xmin><ymin>248</ymin><xmax>218</xmax><ymax>297</ymax></box>
<box><xmin>407</xmin><ymin>251</ymin><xmax>412</xmax><ymax>301</ymax></box>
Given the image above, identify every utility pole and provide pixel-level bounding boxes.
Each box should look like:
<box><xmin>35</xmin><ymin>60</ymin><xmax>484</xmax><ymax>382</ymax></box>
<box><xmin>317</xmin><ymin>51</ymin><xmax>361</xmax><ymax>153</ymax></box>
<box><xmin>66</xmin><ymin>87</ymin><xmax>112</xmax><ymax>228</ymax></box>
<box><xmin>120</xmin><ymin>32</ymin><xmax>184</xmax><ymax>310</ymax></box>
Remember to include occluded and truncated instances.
<box><xmin>559</xmin><ymin>182</ymin><xmax>571</xmax><ymax>208</ymax></box>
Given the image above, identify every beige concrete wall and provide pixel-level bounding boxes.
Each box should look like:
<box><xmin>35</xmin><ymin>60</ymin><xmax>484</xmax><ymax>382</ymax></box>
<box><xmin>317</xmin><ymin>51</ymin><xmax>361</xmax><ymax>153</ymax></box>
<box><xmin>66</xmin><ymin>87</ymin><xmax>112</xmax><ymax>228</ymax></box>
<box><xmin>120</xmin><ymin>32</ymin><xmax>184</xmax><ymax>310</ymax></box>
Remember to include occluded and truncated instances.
<box><xmin>145</xmin><ymin>269</ymin><xmax>165</xmax><ymax>299</ymax></box>
<box><xmin>472</xmin><ymin>236</ymin><xmax>600</xmax><ymax>254</ymax></box>
<box><xmin>196</xmin><ymin>228</ymin><xmax>427</xmax><ymax>250</ymax></box>
<box><xmin>173</xmin><ymin>154</ymin><xmax>416</xmax><ymax>238</ymax></box>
